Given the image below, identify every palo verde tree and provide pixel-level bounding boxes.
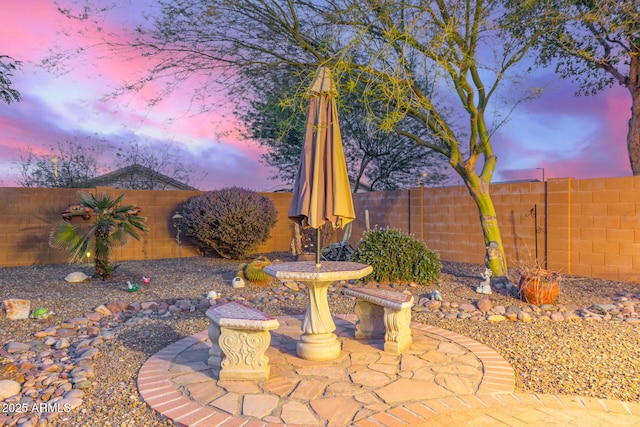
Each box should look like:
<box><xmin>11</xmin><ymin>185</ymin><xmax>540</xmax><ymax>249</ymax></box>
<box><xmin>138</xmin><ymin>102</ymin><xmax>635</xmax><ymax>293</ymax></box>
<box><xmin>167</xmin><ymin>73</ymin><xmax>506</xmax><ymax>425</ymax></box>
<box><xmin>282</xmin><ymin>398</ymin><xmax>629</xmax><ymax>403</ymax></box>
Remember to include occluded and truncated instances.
<box><xmin>533</xmin><ymin>0</ymin><xmax>640</xmax><ymax>174</ymax></box>
<box><xmin>51</xmin><ymin>0</ymin><xmax>552</xmax><ymax>277</ymax></box>
<box><xmin>238</xmin><ymin>68</ymin><xmax>447</xmax><ymax>191</ymax></box>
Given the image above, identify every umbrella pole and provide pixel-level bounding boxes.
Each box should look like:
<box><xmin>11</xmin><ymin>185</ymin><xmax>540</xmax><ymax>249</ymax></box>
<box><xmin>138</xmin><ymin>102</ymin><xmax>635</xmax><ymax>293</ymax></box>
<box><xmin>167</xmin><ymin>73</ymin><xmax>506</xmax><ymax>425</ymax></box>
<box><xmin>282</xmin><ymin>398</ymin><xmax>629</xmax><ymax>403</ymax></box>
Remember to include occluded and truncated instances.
<box><xmin>316</xmin><ymin>227</ymin><xmax>321</xmax><ymax>267</ymax></box>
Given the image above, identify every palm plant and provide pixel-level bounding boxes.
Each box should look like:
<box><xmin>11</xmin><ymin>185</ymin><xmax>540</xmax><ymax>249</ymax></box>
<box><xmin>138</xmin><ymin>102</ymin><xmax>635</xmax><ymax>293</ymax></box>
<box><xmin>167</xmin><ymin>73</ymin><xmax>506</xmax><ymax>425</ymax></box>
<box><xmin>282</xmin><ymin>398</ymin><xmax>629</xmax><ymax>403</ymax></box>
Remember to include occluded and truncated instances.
<box><xmin>49</xmin><ymin>192</ymin><xmax>148</xmax><ymax>280</ymax></box>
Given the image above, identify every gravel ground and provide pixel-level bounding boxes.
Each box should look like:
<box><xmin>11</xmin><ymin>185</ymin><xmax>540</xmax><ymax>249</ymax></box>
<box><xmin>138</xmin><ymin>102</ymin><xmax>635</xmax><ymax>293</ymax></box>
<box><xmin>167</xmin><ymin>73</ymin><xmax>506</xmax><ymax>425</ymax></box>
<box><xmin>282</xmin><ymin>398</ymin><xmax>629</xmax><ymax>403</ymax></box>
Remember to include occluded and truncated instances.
<box><xmin>1</xmin><ymin>254</ymin><xmax>639</xmax><ymax>426</ymax></box>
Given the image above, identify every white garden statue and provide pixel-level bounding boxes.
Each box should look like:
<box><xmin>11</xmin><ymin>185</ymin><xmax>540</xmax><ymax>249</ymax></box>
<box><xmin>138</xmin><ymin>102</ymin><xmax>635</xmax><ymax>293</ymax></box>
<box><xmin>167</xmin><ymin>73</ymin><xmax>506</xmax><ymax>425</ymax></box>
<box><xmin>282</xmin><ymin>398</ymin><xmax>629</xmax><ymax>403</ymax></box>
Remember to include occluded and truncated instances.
<box><xmin>476</xmin><ymin>268</ymin><xmax>493</xmax><ymax>294</ymax></box>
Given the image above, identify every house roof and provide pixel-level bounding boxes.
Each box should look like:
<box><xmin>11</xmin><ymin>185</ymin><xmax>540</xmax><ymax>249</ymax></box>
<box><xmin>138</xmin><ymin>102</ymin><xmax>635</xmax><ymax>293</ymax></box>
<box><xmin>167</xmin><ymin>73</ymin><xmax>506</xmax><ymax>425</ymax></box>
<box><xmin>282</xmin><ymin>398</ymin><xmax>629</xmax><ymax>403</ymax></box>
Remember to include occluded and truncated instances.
<box><xmin>86</xmin><ymin>164</ymin><xmax>198</xmax><ymax>191</ymax></box>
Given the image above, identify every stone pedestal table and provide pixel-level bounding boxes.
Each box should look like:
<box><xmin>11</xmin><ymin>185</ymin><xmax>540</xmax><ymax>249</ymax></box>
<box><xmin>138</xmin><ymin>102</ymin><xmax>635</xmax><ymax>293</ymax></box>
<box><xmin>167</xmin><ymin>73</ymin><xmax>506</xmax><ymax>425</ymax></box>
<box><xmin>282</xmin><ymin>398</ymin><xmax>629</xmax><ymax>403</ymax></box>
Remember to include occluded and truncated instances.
<box><xmin>264</xmin><ymin>261</ymin><xmax>372</xmax><ymax>361</ymax></box>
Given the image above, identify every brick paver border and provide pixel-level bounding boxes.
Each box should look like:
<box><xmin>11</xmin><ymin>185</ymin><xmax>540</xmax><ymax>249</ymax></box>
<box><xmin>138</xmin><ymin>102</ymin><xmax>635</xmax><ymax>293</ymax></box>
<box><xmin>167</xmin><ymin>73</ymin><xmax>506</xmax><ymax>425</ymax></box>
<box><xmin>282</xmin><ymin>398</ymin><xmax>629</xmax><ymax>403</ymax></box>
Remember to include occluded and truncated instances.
<box><xmin>137</xmin><ymin>316</ymin><xmax>550</xmax><ymax>426</ymax></box>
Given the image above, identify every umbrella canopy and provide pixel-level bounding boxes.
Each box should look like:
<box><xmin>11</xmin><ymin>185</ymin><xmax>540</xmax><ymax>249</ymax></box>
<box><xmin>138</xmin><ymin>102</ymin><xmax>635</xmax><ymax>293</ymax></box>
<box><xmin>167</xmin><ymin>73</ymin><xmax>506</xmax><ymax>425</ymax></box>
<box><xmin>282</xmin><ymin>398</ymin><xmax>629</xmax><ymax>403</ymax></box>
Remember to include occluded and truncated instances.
<box><xmin>288</xmin><ymin>67</ymin><xmax>355</xmax><ymax>263</ymax></box>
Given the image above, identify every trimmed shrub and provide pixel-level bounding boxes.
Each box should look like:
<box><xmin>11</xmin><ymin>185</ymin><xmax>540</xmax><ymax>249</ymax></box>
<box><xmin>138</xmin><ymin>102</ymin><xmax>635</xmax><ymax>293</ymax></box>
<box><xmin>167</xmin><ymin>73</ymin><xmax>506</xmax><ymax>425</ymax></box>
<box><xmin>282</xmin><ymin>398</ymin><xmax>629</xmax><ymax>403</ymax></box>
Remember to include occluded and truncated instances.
<box><xmin>180</xmin><ymin>187</ymin><xmax>278</xmax><ymax>259</ymax></box>
<box><xmin>349</xmin><ymin>227</ymin><xmax>441</xmax><ymax>285</ymax></box>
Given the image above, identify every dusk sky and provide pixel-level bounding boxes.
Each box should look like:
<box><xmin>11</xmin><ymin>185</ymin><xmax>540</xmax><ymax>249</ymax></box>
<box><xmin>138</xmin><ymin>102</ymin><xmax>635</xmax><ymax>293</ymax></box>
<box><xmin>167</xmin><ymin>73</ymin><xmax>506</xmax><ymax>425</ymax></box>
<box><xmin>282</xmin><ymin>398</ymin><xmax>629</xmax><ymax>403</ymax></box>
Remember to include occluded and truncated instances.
<box><xmin>0</xmin><ymin>1</ymin><xmax>632</xmax><ymax>191</ymax></box>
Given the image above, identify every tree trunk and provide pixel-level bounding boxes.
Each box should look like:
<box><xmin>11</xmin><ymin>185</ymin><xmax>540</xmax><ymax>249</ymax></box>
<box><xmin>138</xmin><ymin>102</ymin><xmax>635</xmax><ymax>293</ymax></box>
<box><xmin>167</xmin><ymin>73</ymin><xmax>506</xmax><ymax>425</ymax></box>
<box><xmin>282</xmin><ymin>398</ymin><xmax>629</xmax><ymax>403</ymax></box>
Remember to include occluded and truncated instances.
<box><xmin>628</xmin><ymin>58</ymin><xmax>640</xmax><ymax>175</ymax></box>
<box><xmin>466</xmin><ymin>178</ymin><xmax>508</xmax><ymax>278</ymax></box>
<box><xmin>93</xmin><ymin>233</ymin><xmax>110</xmax><ymax>280</ymax></box>
<box><xmin>94</xmin><ymin>256</ymin><xmax>107</xmax><ymax>279</ymax></box>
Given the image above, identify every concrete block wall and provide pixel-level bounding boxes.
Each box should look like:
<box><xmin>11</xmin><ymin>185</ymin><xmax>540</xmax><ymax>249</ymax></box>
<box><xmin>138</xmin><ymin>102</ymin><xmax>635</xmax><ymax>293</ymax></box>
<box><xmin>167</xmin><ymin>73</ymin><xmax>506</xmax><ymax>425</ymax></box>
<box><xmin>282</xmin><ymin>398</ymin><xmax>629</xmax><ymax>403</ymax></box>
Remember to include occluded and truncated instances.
<box><xmin>0</xmin><ymin>187</ymin><xmax>80</xmax><ymax>267</ymax></box>
<box><xmin>351</xmin><ymin>182</ymin><xmax>545</xmax><ymax>268</ymax></box>
<box><xmin>551</xmin><ymin>176</ymin><xmax>640</xmax><ymax>282</ymax></box>
<box><xmin>350</xmin><ymin>190</ymin><xmax>411</xmax><ymax>245</ymax></box>
<box><xmin>3</xmin><ymin>176</ymin><xmax>640</xmax><ymax>283</ymax></box>
<box><xmin>0</xmin><ymin>187</ymin><xmax>293</xmax><ymax>268</ymax></box>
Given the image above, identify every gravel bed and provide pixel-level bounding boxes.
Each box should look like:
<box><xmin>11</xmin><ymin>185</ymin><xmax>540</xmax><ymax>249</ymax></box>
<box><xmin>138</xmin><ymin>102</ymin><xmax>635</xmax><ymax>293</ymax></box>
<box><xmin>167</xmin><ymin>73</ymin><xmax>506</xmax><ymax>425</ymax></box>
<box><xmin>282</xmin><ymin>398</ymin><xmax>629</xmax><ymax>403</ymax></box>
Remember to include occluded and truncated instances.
<box><xmin>1</xmin><ymin>255</ymin><xmax>639</xmax><ymax>426</ymax></box>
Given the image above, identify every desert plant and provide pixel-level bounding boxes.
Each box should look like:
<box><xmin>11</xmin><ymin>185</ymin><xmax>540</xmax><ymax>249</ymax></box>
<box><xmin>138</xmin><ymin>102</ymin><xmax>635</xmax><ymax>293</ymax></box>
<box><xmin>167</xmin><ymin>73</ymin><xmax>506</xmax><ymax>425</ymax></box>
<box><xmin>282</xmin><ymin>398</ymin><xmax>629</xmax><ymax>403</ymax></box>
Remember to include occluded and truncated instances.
<box><xmin>49</xmin><ymin>192</ymin><xmax>148</xmax><ymax>279</ymax></box>
<box><xmin>180</xmin><ymin>187</ymin><xmax>278</xmax><ymax>259</ymax></box>
<box><xmin>237</xmin><ymin>256</ymin><xmax>272</xmax><ymax>285</ymax></box>
<box><xmin>350</xmin><ymin>227</ymin><xmax>441</xmax><ymax>285</ymax></box>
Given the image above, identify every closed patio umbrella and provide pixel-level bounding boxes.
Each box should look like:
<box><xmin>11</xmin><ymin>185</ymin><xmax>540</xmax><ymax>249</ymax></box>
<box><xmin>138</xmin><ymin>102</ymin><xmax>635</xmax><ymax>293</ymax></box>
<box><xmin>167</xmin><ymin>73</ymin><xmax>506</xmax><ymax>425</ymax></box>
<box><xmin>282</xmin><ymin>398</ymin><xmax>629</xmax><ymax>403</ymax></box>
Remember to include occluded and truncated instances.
<box><xmin>288</xmin><ymin>66</ymin><xmax>355</xmax><ymax>265</ymax></box>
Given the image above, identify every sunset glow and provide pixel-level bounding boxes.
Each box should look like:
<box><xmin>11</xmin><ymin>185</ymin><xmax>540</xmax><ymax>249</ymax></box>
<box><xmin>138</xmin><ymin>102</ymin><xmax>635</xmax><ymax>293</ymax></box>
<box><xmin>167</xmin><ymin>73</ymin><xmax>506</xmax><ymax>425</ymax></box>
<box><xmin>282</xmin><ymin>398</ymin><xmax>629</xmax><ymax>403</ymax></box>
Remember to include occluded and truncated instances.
<box><xmin>0</xmin><ymin>1</ymin><xmax>632</xmax><ymax>190</ymax></box>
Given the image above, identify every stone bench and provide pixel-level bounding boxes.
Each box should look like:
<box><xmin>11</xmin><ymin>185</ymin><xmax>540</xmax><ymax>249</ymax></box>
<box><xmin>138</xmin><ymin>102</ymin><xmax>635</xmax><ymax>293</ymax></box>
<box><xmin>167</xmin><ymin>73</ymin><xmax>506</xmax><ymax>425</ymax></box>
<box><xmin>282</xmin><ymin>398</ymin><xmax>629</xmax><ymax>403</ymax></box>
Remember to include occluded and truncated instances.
<box><xmin>205</xmin><ymin>302</ymin><xmax>279</xmax><ymax>380</ymax></box>
<box><xmin>343</xmin><ymin>288</ymin><xmax>414</xmax><ymax>353</ymax></box>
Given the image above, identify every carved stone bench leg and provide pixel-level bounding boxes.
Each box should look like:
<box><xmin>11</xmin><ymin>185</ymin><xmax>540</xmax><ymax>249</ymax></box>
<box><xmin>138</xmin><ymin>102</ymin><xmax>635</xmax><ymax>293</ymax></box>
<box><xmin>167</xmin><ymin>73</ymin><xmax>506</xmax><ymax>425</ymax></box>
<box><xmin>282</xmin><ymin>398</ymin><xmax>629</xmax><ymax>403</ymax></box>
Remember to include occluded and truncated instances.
<box><xmin>383</xmin><ymin>306</ymin><xmax>412</xmax><ymax>353</ymax></box>
<box><xmin>216</xmin><ymin>327</ymin><xmax>272</xmax><ymax>380</ymax></box>
<box><xmin>354</xmin><ymin>300</ymin><xmax>413</xmax><ymax>354</ymax></box>
<box><xmin>354</xmin><ymin>300</ymin><xmax>385</xmax><ymax>340</ymax></box>
<box><xmin>207</xmin><ymin>322</ymin><xmax>224</xmax><ymax>377</ymax></box>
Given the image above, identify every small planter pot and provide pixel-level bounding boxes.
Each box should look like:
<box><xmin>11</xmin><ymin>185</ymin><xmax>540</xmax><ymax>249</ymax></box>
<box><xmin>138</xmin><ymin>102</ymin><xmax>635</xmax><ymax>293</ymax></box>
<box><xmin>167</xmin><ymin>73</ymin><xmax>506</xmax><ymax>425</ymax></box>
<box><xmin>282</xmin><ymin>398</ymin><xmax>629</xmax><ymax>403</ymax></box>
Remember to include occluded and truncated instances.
<box><xmin>518</xmin><ymin>271</ymin><xmax>560</xmax><ymax>305</ymax></box>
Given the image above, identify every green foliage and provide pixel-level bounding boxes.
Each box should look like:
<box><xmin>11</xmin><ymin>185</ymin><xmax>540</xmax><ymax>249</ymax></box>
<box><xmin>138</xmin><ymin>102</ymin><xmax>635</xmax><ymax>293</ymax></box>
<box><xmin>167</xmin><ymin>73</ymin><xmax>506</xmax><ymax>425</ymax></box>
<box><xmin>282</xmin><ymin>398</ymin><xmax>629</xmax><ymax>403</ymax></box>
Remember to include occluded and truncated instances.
<box><xmin>95</xmin><ymin>259</ymin><xmax>121</xmax><ymax>277</ymax></box>
<box><xmin>49</xmin><ymin>192</ymin><xmax>148</xmax><ymax>280</ymax></box>
<box><xmin>238</xmin><ymin>68</ymin><xmax>447</xmax><ymax>191</ymax></box>
<box><xmin>350</xmin><ymin>227</ymin><xmax>441</xmax><ymax>285</ymax></box>
<box><xmin>181</xmin><ymin>187</ymin><xmax>278</xmax><ymax>259</ymax></box>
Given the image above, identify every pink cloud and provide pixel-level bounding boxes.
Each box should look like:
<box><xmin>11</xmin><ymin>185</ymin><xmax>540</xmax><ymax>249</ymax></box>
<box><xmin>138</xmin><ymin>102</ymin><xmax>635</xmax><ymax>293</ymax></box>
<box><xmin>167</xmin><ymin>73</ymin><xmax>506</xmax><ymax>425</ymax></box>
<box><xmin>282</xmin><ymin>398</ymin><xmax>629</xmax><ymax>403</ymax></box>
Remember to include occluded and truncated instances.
<box><xmin>0</xmin><ymin>1</ymin><xmax>634</xmax><ymax>192</ymax></box>
<box><xmin>493</xmin><ymin>76</ymin><xmax>631</xmax><ymax>182</ymax></box>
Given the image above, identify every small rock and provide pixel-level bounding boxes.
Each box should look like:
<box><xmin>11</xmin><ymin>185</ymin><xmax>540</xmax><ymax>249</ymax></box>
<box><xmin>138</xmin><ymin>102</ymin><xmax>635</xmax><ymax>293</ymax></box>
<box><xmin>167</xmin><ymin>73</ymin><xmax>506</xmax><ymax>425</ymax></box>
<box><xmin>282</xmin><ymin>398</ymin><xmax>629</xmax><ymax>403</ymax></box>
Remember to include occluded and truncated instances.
<box><xmin>100</xmin><ymin>331</ymin><xmax>116</xmax><ymax>340</ymax></box>
<box><xmin>424</xmin><ymin>300</ymin><xmax>442</xmax><ymax>310</ymax></box>
<box><xmin>68</xmin><ymin>317</ymin><xmax>90</xmax><ymax>326</ymax></box>
<box><xmin>505</xmin><ymin>312</ymin><xmax>518</xmax><ymax>321</ymax></box>
<box><xmin>73</xmin><ymin>380</ymin><xmax>92</xmax><ymax>390</ymax></box>
<box><xmin>55</xmin><ymin>328</ymin><xmax>76</xmax><ymax>338</ymax></box>
<box><xmin>64</xmin><ymin>272</ymin><xmax>90</xmax><ymax>283</ymax></box>
<box><xmin>140</xmin><ymin>302</ymin><xmax>157</xmax><ymax>310</ymax></box>
<box><xmin>55</xmin><ymin>339</ymin><xmax>70</xmax><ymax>350</ymax></box>
<box><xmin>58</xmin><ymin>396</ymin><xmax>84</xmax><ymax>409</ymax></box>
<box><xmin>85</xmin><ymin>312</ymin><xmax>103</xmax><ymax>322</ymax></box>
<box><xmin>63</xmin><ymin>389</ymin><xmax>85</xmax><ymax>399</ymax></box>
<box><xmin>476</xmin><ymin>298</ymin><xmax>493</xmax><ymax>313</ymax></box>
<box><xmin>459</xmin><ymin>303</ymin><xmax>476</xmax><ymax>313</ymax></box>
<box><xmin>487</xmin><ymin>315</ymin><xmax>506</xmax><ymax>323</ymax></box>
<box><xmin>94</xmin><ymin>305</ymin><xmax>113</xmax><ymax>316</ymax></box>
<box><xmin>505</xmin><ymin>305</ymin><xmax>521</xmax><ymax>314</ymax></box>
<box><xmin>5</xmin><ymin>342</ymin><xmax>31</xmax><ymax>354</ymax></box>
<box><xmin>493</xmin><ymin>305</ymin><xmax>506</xmax><ymax>315</ymax></box>
<box><xmin>550</xmin><ymin>312</ymin><xmax>564</xmax><ymax>322</ymax></box>
<box><xmin>232</xmin><ymin>277</ymin><xmax>245</xmax><ymax>288</ymax></box>
<box><xmin>563</xmin><ymin>312</ymin><xmax>581</xmax><ymax>321</ymax></box>
<box><xmin>3</xmin><ymin>299</ymin><xmax>31</xmax><ymax>320</ymax></box>
<box><xmin>76</xmin><ymin>348</ymin><xmax>99</xmax><ymax>360</ymax></box>
<box><xmin>44</xmin><ymin>364</ymin><xmax>62</xmax><ymax>373</ymax></box>
<box><xmin>105</xmin><ymin>301</ymin><xmax>128</xmax><ymax>313</ymax></box>
<box><xmin>592</xmin><ymin>303</ymin><xmax>617</xmax><ymax>313</ymax></box>
<box><xmin>0</xmin><ymin>379</ymin><xmax>21</xmax><ymax>399</ymax></box>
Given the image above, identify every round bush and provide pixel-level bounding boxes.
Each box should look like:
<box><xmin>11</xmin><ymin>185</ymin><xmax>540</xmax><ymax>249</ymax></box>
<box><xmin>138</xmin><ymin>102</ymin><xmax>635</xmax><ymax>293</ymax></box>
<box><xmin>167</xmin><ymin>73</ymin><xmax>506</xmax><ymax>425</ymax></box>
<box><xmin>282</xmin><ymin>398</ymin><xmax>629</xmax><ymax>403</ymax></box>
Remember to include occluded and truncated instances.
<box><xmin>350</xmin><ymin>227</ymin><xmax>441</xmax><ymax>285</ymax></box>
<box><xmin>180</xmin><ymin>187</ymin><xmax>278</xmax><ymax>259</ymax></box>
